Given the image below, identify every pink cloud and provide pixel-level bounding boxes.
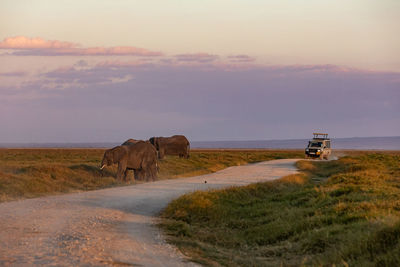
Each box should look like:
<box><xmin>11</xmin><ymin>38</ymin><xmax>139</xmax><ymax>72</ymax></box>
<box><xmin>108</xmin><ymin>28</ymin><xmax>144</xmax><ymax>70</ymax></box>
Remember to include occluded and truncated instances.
<box><xmin>174</xmin><ymin>53</ymin><xmax>219</xmax><ymax>63</ymax></box>
<box><xmin>0</xmin><ymin>36</ymin><xmax>163</xmax><ymax>57</ymax></box>
<box><xmin>0</xmin><ymin>36</ymin><xmax>76</xmax><ymax>49</ymax></box>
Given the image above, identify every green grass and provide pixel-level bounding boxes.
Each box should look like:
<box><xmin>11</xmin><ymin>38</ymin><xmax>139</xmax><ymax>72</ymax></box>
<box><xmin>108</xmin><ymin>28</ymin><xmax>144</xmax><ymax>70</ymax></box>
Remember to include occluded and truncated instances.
<box><xmin>0</xmin><ymin>148</ymin><xmax>303</xmax><ymax>202</ymax></box>
<box><xmin>160</xmin><ymin>152</ymin><xmax>400</xmax><ymax>266</ymax></box>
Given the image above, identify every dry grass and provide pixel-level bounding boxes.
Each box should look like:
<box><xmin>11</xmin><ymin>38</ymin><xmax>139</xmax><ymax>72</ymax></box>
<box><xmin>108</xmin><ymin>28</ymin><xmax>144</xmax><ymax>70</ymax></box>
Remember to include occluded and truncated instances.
<box><xmin>160</xmin><ymin>151</ymin><xmax>400</xmax><ymax>266</ymax></box>
<box><xmin>0</xmin><ymin>148</ymin><xmax>303</xmax><ymax>202</ymax></box>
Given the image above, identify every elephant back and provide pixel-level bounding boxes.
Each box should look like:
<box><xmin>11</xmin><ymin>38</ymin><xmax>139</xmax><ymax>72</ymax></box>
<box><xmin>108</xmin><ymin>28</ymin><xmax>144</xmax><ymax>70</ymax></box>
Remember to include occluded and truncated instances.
<box><xmin>122</xmin><ymin>138</ymin><xmax>140</xmax><ymax>146</ymax></box>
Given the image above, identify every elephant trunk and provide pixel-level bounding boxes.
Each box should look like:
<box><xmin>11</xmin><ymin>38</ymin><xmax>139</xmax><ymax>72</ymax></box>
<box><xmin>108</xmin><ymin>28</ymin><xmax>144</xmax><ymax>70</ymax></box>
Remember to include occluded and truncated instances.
<box><xmin>100</xmin><ymin>157</ymin><xmax>107</xmax><ymax>170</ymax></box>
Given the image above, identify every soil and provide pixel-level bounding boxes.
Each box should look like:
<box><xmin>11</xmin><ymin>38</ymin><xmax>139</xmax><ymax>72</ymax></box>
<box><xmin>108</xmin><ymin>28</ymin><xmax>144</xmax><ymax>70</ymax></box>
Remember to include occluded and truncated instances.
<box><xmin>0</xmin><ymin>159</ymin><xmax>298</xmax><ymax>266</ymax></box>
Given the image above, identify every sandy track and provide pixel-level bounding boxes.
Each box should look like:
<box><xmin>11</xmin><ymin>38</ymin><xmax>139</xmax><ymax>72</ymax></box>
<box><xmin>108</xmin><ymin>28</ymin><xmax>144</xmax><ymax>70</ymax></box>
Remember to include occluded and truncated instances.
<box><xmin>0</xmin><ymin>159</ymin><xmax>298</xmax><ymax>266</ymax></box>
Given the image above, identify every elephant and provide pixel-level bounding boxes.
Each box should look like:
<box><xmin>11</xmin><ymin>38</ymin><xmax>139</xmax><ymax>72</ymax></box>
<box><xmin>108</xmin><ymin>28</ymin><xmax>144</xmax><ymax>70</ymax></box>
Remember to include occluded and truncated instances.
<box><xmin>121</xmin><ymin>138</ymin><xmax>156</xmax><ymax>180</ymax></box>
<box><xmin>100</xmin><ymin>141</ymin><xmax>158</xmax><ymax>182</ymax></box>
<box><xmin>149</xmin><ymin>135</ymin><xmax>190</xmax><ymax>159</ymax></box>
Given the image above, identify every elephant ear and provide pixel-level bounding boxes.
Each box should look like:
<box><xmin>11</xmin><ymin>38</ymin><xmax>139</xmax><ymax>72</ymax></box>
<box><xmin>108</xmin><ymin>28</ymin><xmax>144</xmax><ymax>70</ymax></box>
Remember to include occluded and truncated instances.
<box><xmin>149</xmin><ymin>137</ymin><xmax>155</xmax><ymax>145</ymax></box>
<box><xmin>155</xmin><ymin>137</ymin><xmax>161</xmax><ymax>148</ymax></box>
<box><xmin>111</xmin><ymin>146</ymin><xmax>126</xmax><ymax>163</ymax></box>
<box><xmin>149</xmin><ymin>137</ymin><xmax>159</xmax><ymax>149</ymax></box>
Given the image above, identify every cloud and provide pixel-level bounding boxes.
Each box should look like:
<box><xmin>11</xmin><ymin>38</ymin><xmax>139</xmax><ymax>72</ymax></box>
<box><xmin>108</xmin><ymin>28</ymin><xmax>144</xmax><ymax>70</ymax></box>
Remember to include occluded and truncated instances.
<box><xmin>1</xmin><ymin>60</ymin><xmax>399</xmax><ymax>141</ymax></box>
<box><xmin>95</xmin><ymin>59</ymin><xmax>153</xmax><ymax>68</ymax></box>
<box><xmin>37</xmin><ymin>61</ymin><xmax>138</xmax><ymax>89</ymax></box>
<box><xmin>0</xmin><ymin>36</ymin><xmax>256</xmax><ymax>66</ymax></box>
<box><xmin>2</xmin><ymin>37</ymin><xmax>398</xmax><ymax>141</ymax></box>
<box><xmin>74</xmin><ymin>60</ymin><xmax>89</xmax><ymax>67</ymax></box>
<box><xmin>174</xmin><ymin>53</ymin><xmax>219</xmax><ymax>63</ymax></box>
<box><xmin>0</xmin><ymin>71</ymin><xmax>27</xmax><ymax>77</ymax></box>
<box><xmin>17</xmin><ymin>60</ymin><xmax>399</xmax><ymax>93</ymax></box>
<box><xmin>0</xmin><ymin>36</ymin><xmax>163</xmax><ymax>56</ymax></box>
<box><xmin>0</xmin><ymin>36</ymin><xmax>76</xmax><ymax>49</ymax></box>
<box><xmin>227</xmin><ymin>55</ymin><xmax>255</xmax><ymax>63</ymax></box>
<box><xmin>267</xmin><ymin>64</ymin><xmax>352</xmax><ymax>73</ymax></box>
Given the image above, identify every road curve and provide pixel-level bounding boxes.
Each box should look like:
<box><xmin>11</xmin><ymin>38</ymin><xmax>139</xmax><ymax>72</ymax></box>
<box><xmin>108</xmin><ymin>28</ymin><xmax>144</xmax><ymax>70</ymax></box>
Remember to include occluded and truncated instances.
<box><xmin>0</xmin><ymin>159</ymin><xmax>298</xmax><ymax>266</ymax></box>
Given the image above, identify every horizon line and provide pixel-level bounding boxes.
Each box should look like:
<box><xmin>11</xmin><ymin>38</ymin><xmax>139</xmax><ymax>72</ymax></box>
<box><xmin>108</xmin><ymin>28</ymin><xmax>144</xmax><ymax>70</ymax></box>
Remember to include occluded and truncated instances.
<box><xmin>0</xmin><ymin>135</ymin><xmax>399</xmax><ymax>144</ymax></box>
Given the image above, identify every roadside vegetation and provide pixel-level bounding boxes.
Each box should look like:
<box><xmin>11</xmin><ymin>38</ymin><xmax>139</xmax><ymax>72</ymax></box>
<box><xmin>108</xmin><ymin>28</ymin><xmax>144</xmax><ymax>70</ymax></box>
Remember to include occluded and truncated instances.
<box><xmin>0</xmin><ymin>148</ymin><xmax>303</xmax><ymax>202</ymax></box>
<box><xmin>160</xmin><ymin>152</ymin><xmax>400</xmax><ymax>266</ymax></box>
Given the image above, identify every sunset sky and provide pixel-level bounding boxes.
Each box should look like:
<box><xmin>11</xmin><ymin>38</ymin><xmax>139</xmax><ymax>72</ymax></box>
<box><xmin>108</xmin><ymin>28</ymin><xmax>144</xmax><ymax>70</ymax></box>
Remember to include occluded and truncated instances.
<box><xmin>1</xmin><ymin>0</ymin><xmax>399</xmax><ymax>142</ymax></box>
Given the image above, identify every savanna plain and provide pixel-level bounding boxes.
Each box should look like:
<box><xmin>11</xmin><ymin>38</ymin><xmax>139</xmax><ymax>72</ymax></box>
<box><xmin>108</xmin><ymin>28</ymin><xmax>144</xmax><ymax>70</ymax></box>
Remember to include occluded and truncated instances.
<box><xmin>0</xmin><ymin>148</ymin><xmax>302</xmax><ymax>202</ymax></box>
<box><xmin>0</xmin><ymin>149</ymin><xmax>399</xmax><ymax>266</ymax></box>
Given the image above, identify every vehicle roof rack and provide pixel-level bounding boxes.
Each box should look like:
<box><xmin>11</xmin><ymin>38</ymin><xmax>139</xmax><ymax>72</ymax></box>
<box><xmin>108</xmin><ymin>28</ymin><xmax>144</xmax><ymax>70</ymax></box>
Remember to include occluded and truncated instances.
<box><xmin>313</xmin><ymin>133</ymin><xmax>329</xmax><ymax>139</ymax></box>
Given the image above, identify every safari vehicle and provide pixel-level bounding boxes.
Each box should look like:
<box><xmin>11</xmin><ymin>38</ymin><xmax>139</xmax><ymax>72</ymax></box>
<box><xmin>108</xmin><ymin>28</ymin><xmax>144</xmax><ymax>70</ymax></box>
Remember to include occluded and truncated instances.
<box><xmin>305</xmin><ymin>133</ymin><xmax>331</xmax><ymax>160</ymax></box>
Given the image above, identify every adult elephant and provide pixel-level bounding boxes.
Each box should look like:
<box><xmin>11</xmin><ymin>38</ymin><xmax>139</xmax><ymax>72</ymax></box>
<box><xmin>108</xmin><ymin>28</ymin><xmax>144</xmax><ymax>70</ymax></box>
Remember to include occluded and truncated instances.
<box><xmin>121</xmin><ymin>138</ymin><xmax>156</xmax><ymax>181</ymax></box>
<box><xmin>149</xmin><ymin>135</ymin><xmax>190</xmax><ymax>159</ymax></box>
<box><xmin>100</xmin><ymin>141</ymin><xmax>158</xmax><ymax>182</ymax></box>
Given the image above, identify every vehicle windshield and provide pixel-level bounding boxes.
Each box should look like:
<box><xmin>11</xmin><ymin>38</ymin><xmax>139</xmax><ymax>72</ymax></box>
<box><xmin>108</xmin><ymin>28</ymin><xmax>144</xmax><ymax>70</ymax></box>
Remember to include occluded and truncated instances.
<box><xmin>309</xmin><ymin>142</ymin><xmax>323</xmax><ymax>147</ymax></box>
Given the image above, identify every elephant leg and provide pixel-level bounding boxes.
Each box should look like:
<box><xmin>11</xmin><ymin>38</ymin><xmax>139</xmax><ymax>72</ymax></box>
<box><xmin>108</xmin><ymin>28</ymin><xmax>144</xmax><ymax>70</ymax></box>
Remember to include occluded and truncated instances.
<box><xmin>151</xmin><ymin>163</ymin><xmax>157</xmax><ymax>181</ymax></box>
<box><xmin>148</xmin><ymin>162</ymin><xmax>156</xmax><ymax>181</ymax></box>
<box><xmin>117</xmin><ymin>162</ymin><xmax>127</xmax><ymax>181</ymax></box>
<box><xmin>147</xmin><ymin>167</ymin><xmax>155</xmax><ymax>182</ymax></box>
<box><xmin>124</xmin><ymin>169</ymin><xmax>129</xmax><ymax>182</ymax></box>
<box><xmin>135</xmin><ymin>169</ymin><xmax>146</xmax><ymax>181</ymax></box>
<box><xmin>151</xmin><ymin>167</ymin><xmax>157</xmax><ymax>181</ymax></box>
<box><xmin>140</xmin><ymin>159</ymin><xmax>149</xmax><ymax>181</ymax></box>
<box><xmin>142</xmin><ymin>168</ymin><xmax>149</xmax><ymax>182</ymax></box>
<box><xmin>134</xmin><ymin>169</ymin><xmax>141</xmax><ymax>180</ymax></box>
<box><xmin>158</xmin><ymin>149</ymin><xmax>165</xmax><ymax>159</ymax></box>
<box><xmin>117</xmin><ymin>167</ymin><xmax>123</xmax><ymax>180</ymax></box>
<box><xmin>138</xmin><ymin>169</ymin><xmax>145</xmax><ymax>180</ymax></box>
<box><xmin>141</xmin><ymin>169</ymin><xmax>147</xmax><ymax>181</ymax></box>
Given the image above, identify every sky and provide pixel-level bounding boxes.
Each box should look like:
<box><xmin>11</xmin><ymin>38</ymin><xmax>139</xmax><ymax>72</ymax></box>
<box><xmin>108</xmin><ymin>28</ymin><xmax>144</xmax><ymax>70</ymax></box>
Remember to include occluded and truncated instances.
<box><xmin>0</xmin><ymin>0</ymin><xmax>399</xmax><ymax>142</ymax></box>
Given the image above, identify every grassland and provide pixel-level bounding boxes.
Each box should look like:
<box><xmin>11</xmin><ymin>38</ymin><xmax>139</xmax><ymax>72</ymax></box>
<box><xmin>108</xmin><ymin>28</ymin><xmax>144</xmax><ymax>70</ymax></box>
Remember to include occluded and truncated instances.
<box><xmin>160</xmin><ymin>151</ymin><xmax>400</xmax><ymax>266</ymax></box>
<box><xmin>0</xmin><ymin>148</ymin><xmax>303</xmax><ymax>202</ymax></box>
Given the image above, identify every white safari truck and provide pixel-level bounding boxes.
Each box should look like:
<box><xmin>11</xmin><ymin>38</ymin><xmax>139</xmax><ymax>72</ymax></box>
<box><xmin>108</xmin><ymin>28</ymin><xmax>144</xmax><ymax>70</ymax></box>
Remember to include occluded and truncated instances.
<box><xmin>305</xmin><ymin>133</ymin><xmax>331</xmax><ymax>160</ymax></box>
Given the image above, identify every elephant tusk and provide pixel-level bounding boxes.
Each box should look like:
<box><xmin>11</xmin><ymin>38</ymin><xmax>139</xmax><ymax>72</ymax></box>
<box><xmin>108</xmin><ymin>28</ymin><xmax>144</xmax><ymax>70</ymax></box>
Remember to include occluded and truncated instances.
<box><xmin>100</xmin><ymin>164</ymin><xmax>106</xmax><ymax>170</ymax></box>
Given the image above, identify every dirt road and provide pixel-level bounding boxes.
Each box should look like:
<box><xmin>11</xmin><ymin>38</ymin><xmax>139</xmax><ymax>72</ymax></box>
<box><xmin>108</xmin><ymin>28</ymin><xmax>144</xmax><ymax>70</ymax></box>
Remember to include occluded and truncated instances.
<box><xmin>0</xmin><ymin>159</ymin><xmax>298</xmax><ymax>266</ymax></box>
